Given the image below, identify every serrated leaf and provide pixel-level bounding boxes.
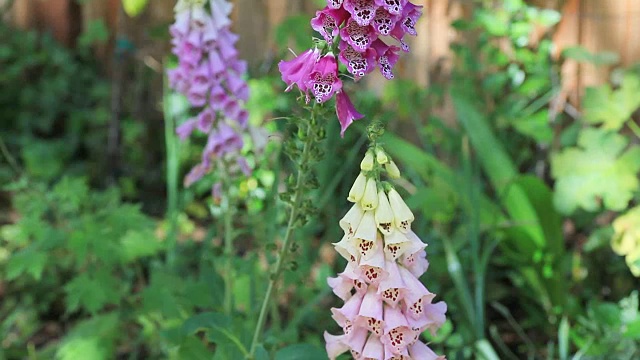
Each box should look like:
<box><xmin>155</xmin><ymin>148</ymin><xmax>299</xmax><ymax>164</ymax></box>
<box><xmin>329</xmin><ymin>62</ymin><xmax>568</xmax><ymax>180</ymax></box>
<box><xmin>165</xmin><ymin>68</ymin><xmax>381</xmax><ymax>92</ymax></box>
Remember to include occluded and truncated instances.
<box><xmin>275</xmin><ymin>344</ymin><xmax>326</xmax><ymax>360</ymax></box>
<box><xmin>120</xmin><ymin>230</ymin><xmax>162</xmax><ymax>262</ymax></box>
<box><xmin>6</xmin><ymin>248</ymin><xmax>47</xmax><ymax>280</ymax></box>
<box><xmin>583</xmin><ymin>73</ymin><xmax>640</xmax><ymax>130</ymax></box>
<box><xmin>64</xmin><ymin>270</ymin><xmax>122</xmax><ymax>314</ymax></box>
<box><xmin>56</xmin><ymin>314</ymin><xmax>119</xmax><ymax>360</ymax></box>
<box><xmin>122</xmin><ymin>0</ymin><xmax>149</xmax><ymax>17</ymax></box>
<box><xmin>551</xmin><ymin>128</ymin><xmax>640</xmax><ymax>214</ymax></box>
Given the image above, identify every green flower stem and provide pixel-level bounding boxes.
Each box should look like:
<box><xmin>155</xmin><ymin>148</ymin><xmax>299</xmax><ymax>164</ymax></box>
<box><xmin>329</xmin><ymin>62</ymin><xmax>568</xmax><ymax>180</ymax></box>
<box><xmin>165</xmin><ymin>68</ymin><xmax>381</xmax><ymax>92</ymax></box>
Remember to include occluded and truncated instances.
<box><xmin>163</xmin><ymin>74</ymin><xmax>180</xmax><ymax>269</ymax></box>
<box><xmin>247</xmin><ymin>110</ymin><xmax>318</xmax><ymax>359</ymax></box>
<box><xmin>223</xmin><ymin>189</ymin><xmax>235</xmax><ymax>315</ymax></box>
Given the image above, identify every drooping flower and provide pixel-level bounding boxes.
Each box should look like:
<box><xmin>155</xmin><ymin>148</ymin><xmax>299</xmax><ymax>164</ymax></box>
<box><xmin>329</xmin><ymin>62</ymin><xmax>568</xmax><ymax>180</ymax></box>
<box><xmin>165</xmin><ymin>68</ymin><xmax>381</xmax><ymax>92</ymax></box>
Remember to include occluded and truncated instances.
<box><xmin>336</xmin><ymin>91</ymin><xmax>365</xmax><ymax>137</ymax></box>
<box><xmin>278</xmin><ymin>0</ymin><xmax>424</xmax><ymax>136</ymax></box>
<box><xmin>326</xmin><ymin>147</ymin><xmax>447</xmax><ymax>359</ymax></box>
<box><xmin>168</xmin><ymin>0</ymin><xmax>261</xmax><ymax>187</ymax></box>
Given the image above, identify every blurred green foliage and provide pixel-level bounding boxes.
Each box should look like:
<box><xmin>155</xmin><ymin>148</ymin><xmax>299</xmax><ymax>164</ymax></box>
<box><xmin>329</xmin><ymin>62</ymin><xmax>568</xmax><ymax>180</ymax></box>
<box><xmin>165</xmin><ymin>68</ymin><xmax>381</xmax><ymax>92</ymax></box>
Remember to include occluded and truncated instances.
<box><xmin>1</xmin><ymin>0</ymin><xmax>640</xmax><ymax>359</ymax></box>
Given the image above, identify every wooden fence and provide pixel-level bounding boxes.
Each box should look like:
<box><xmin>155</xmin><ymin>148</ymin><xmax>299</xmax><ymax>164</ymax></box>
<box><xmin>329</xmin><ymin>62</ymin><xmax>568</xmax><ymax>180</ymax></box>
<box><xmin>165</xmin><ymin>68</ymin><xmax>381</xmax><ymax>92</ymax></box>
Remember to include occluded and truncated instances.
<box><xmin>4</xmin><ymin>0</ymin><xmax>640</xmax><ymax>102</ymax></box>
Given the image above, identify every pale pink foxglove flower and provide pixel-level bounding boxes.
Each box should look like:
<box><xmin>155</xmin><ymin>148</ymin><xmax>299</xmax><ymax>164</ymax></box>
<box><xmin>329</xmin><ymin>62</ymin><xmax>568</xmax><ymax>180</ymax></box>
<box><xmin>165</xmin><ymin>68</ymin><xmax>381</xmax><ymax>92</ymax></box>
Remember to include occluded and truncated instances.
<box><xmin>326</xmin><ymin>151</ymin><xmax>446</xmax><ymax>360</ymax></box>
<box><xmin>168</xmin><ymin>0</ymin><xmax>257</xmax><ymax>188</ymax></box>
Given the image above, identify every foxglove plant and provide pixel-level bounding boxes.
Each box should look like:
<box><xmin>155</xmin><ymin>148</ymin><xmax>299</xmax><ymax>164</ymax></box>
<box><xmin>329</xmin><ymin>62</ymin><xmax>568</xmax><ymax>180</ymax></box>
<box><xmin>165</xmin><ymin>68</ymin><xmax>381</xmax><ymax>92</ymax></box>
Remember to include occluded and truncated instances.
<box><xmin>168</xmin><ymin>0</ymin><xmax>255</xmax><ymax>188</ymax></box>
<box><xmin>325</xmin><ymin>131</ymin><xmax>447</xmax><ymax>359</ymax></box>
<box><xmin>166</xmin><ymin>0</ymin><xmax>264</xmax><ymax>316</ymax></box>
<box><xmin>279</xmin><ymin>0</ymin><xmax>423</xmax><ymax>137</ymax></box>
<box><xmin>248</xmin><ymin>1</ymin><xmax>429</xmax><ymax>359</ymax></box>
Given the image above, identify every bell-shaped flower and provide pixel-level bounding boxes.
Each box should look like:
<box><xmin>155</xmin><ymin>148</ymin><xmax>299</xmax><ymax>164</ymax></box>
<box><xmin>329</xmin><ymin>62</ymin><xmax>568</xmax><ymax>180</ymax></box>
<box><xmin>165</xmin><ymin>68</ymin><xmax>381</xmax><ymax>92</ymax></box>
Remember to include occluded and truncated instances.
<box><xmin>375</xmin><ymin>190</ymin><xmax>394</xmax><ymax>235</ymax></box>
<box><xmin>402</xmin><ymin>249</ymin><xmax>429</xmax><ymax>277</ymax></box>
<box><xmin>374</xmin><ymin>0</ymin><xmax>407</xmax><ymax>15</ymax></box>
<box><xmin>372</xmin><ymin>7</ymin><xmax>399</xmax><ymax>35</ymax></box>
<box><xmin>362</xmin><ymin>335</ymin><xmax>385</xmax><ymax>359</ymax></box>
<box><xmin>383</xmin><ymin>227</ymin><xmax>412</xmax><ymax>260</ymax></box>
<box><xmin>334</xmin><ymin>233</ymin><xmax>360</xmax><ymax>262</ymax></box>
<box><xmin>371</xmin><ymin>39</ymin><xmax>401</xmax><ymax>80</ymax></box>
<box><xmin>328</xmin><ymin>262</ymin><xmax>367</xmax><ymax>300</ymax></box>
<box><xmin>278</xmin><ymin>48</ymin><xmax>320</xmax><ymax>94</ymax></box>
<box><xmin>356</xmin><ymin>285</ymin><xmax>385</xmax><ymax>336</ymax></box>
<box><xmin>306</xmin><ymin>53</ymin><xmax>343</xmax><ymax>103</ymax></box>
<box><xmin>408</xmin><ymin>340</ymin><xmax>445</xmax><ymax>360</ymax></box>
<box><xmin>346</xmin><ymin>326</ymin><xmax>370</xmax><ymax>359</ymax></box>
<box><xmin>385</xmin><ymin>160</ymin><xmax>401</xmax><ymax>178</ymax></box>
<box><xmin>348</xmin><ymin>172</ymin><xmax>368</xmax><ymax>203</ymax></box>
<box><xmin>359</xmin><ymin>236</ymin><xmax>388</xmax><ymax>285</ymax></box>
<box><xmin>361</xmin><ymin>150</ymin><xmax>375</xmax><ymax>171</ymax></box>
<box><xmin>335</xmin><ymin>91</ymin><xmax>364</xmax><ymax>137</ymax></box>
<box><xmin>406</xmin><ymin>300</ymin><xmax>447</xmax><ymax>337</ymax></box>
<box><xmin>339</xmin><ymin>203</ymin><xmax>366</xmax><ymax>237</ymax></box>
<box><xmin>344</xmin><ymin>0</ymin><xmax>379</xmax><ymax>26</ymax></box>
<box><xmin>375</xmin><ymin>146</ymin><xmax>389</xmax><ymax>164</ymax></box>
<box><xmin>339</xmin><ymin>41</ymin><xmax>377</xmax><ymax>81</ymax></box>
<box><xmin>331</xmin><ymin>290</ymin><xmax>365</xmax><ymax>335</ymax></box>
<box><xmin>387</xmin><ymin>188</ymin><xmax>414</xmax><ymax>232</ymax></box>
<box><xmin>398</xmin><ymin>265</ymin><xmax>436</xmax><ymax>320</ymax></box>
<box><xmin>382</xmin><ymin>304</ymin><xmax>415</xmax><ymax>355</ymax></box>
<box><xmin>340</xmin><ymin>18</ymin><xmax>377</xmax><ymax>52</ymax></box>
<box><xmin>324</xmin><ymin>332</ymin><xmax>349</xmax><ymax>360</ymax></box>
<box><xmin>361</xmin><ymin>177</ymin><xmax>379</xmax><ymax>210</ymax></box>
<box><xmin>176</xmin><ymin>118</ymin><xmax>198</xmax><ymax>140</ymax></box>
<box><xmin>311</xmin><ymin>7</ymin><xmax>349</xmax><ymax>44</ymax></box>
<box><xmin>377</xmin><ymin>259</ymin><xmax>407</xmax><ymax>307</ymax></box>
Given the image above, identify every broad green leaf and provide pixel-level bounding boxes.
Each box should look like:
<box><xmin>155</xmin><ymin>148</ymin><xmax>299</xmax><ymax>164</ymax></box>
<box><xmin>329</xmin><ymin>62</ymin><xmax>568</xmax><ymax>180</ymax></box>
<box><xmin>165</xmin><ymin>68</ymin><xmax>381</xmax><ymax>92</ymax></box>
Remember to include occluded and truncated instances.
<box><xmin>551</xmin><ymin>128</ymin><xmax>640</xmax><ymax>214</ymax></box>
<box><xmin>122</xmin><ymin>0</ymin><xmax>149</xmax><ymax>17</ymax></box>
<box><xmin>562</xmin><ymin>46</ymin><xmax>620</xmax><ymax>65</ymax></box>
<box><xmin>64</xmin><ymin>270</ymin><xmax>122</xmax><ymax>314</ymax></box>
<box><xmin>611</xmin><ymin>206</ymin><xmax>640</xmax><ymax>257</ymax></box>
<box><xmin>583</xmin><ymin>73</ymin><xmax>640</xmax><ymax>130</ymax></box>
<box><xmin>119</xmin><ymin>230</ymin><xmax>163</xmax><ymax>262</ymax></box>
<box><xmin>177</xmin><ymin>337</ymin><xmax>211</xmax><ymax>360</ymax></box>
<box><xmin>56</xmin><ymin>314</ymin><xmax>119</xmax><ymax>360</ymax></box>
<box><xmin>275</xmin><ymin>344</ymin><xmax>326</xmax><ymax>360</ymax></box>
<box><xmin>511</xmin><ymin>110</ymin><xmax>553</xmax><ymax>144</ymax></box>
<box><xmin>6</xmin><ymin>248</ymin><xmax>47</xmax><ymax>280</ymax></box>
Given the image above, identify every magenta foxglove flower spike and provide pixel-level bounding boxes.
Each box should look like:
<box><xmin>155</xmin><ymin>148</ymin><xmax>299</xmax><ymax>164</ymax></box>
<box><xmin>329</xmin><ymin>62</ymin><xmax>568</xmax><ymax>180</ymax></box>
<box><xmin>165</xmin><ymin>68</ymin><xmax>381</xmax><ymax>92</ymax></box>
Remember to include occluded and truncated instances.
<box><xmin>279</xmin><ymin>0</ymin><xmax>423</xmax><ymax>137</ymax></box>
<box><xmin>168</xmin><ymin>0</ymin><xmax>260</xmax><ymax>188</ymax></box>
<box><xmin>325</xmin><ymin>147</ymin><xmax>447</xmax><ymax>360</ymax></box>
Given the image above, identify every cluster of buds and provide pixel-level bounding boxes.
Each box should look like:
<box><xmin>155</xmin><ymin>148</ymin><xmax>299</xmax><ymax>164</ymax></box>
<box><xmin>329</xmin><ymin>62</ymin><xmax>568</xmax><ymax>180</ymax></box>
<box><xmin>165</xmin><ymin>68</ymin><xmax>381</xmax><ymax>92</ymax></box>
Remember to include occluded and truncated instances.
<box><xmin>325</xmin><ymin>146</ymin><xmax>447</xmax><ymax>359</ymax></box>
<box><xmin>167</xmin><ymin>0</ymin><xmax>257</xmax><ymax>188</ymax></box>
<box><xmin>278</xmin><ymin>0</ymin><xmax>423</xmax><ymax>137</ymax></box>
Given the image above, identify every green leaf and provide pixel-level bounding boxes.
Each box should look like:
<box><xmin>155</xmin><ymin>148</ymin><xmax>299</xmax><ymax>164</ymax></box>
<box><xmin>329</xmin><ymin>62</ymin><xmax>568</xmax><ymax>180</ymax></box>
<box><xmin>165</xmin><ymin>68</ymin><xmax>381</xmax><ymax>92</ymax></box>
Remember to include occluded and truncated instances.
<box><xmin>6</xmin><ymin>248</ymin><xmax>47</xmax><ymax>280</ymax></box>
<box><xmin>551</xmin><ymin>128</ymin><xmax>640</xmax><ymax>214</ymax></box>
<box><xmin>64</xmin><ymin>270</ymin><xmax>122</xmax><ymax>314</ymax></box>
<box><xmin>583</xmin><ymin>73</ymin><xmax>640</xmax><ymax>130</ymax></box>
<box><xmin>182</xmin><ymin>312</ymin><xmax>248</xmax><ymax>356</ymax></box>
<box><xmin>511</xmin><ymin>110</ymin><xmax>553</xmax><ymax>144</ymax></box>
<box><xmin>56</xmin><ymin>314</ymin><xmax>119</xmax><ymax>360</ymax></box>
<box><xmin>452</xmin><ymin>90</ymin><xmax>546</xmax><ymax>248</ymax></box>
<box><xmin>119</xmin><ymin>230</ymin><xmax>163</xmax><ymax>262</ymax></box>
<box><xmin>177</xmin><ymin>337</ymin><xmax>212</xmax><ymax>360</ymax></box>
<box><xmin>275</xmin><ymin>344</ymin><xmax>326</xmax><ymax>360</ymax></box>
<box><xmin>122</xmin><ymin>0</ymin><xmax>149</xmax><ymax>17</ymax></box>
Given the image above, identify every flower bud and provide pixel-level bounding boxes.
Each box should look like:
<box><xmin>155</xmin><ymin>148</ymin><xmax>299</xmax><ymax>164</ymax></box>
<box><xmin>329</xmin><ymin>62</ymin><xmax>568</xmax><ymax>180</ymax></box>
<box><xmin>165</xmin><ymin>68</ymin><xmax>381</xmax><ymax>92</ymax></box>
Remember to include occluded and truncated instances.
<box><xmin>361</xmin><ymin>177</ymin><xmax>379</xmax><ymax>210</ymax></box>
<box><xmin>347</xmin><ymin>172</ymin><xmax>367</xmax><ymax>203</ymax></box>
<box><xmin>387</xmin><ymin>188</ymin><xmax>414</xmax><ymax>233</ymax></box>
<box><xmin>375</xmin><ymin>147</ymin><xmax>388</xmax><ymax>164</ymax></box>
<box><xmin>374</xmin><ymin>190</ymin><xmax>394</xmax><ymax>235</ymax></box>
<box><xmin>385</xmin><ymin>160</ymin><xmax>401</xmax><ymax>179</ymax></box>
<box><xmin>360</xmin><ymin>150</ymin><xmax>375</xmax><ymax>171</ymax></box>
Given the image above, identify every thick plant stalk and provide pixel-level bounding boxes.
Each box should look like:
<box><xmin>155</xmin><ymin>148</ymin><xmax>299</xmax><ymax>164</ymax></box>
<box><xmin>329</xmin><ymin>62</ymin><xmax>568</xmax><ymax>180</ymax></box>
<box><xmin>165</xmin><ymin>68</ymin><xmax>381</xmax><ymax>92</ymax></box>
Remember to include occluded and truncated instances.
<box><xmin>247</xmin><ymin>112</ymin><xmax>317</xmax><ymax>359</ymax></box>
